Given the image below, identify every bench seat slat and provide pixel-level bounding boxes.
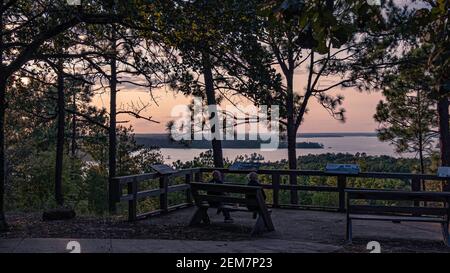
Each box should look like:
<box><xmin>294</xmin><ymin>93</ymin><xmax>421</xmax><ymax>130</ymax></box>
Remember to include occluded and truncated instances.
<box><xmin>346</xmin><ymin>190</ymin><xmax>450</xmax><ymax>202</ymax></box>
<box><xmin>349</xmin><ymin>205</ymin><xmax>448</xmax><ymax>216</ymax></box>
<box><xmin>349</xmin><ymin>214</ymin><xmax>446</xmax><ymax>223</ymax></box>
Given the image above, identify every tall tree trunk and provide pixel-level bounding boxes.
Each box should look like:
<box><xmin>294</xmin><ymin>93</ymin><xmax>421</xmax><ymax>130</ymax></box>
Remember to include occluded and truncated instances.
<box><xmin>284</xmin><ymin>34</ymin><xmax>298</xmax><ymax>204</ymax></box>
<box><xmin>286</xmin><ymin>71</ymin><xmax>298</xmax><ymax>204</ymax></box>
<box><xmin>419</xmin><ymin>147</ymin><xmax>425</xmax><ymax>175</ymax></box>
<box><xmin>108</xmin><ymin>31</ymin><xmax>118</xmax><ymax>213</ymax></box>
<box><xmin>0</xmin><ymin>78</ymin><xmax>7</xmax><ymax>232</ymax></box>
<box><xmin>71</xmin><ymin>92</ymin><xmax>77</xmax><ymax>157</ymax></box>
<box><xmin>285</xmin><ymin>34</ymin><xmax>298</xmax><ymax>171</ymax></box>
<box><xmin>285</xmin><ymin>53</ymin><xmax>297</xmax><ymax>171</ymax></box>
<box><xmin>286</xmin><ymin>124</ymin><xmax>297</xmax><ymax>169</ymax></box>
<box><xmin>54</xmin><ymin>63</ymin><xmax>65</xmax><ymax>206</ymax></box>
<box><xmin>437</xmin><ymin>94</ymin><xmax>450</xmax><ymax>191</ymax></box>
<box><xmin>417</xmin><ymin>89</ymin><xmax>425</xmax><ymax>176</ymax></box>
<box><xmin>0</xmin><ymin>1</ymin><xmax>8</xmax><ymax>231</ymax></box>
<box><xmin>202</xmin><ymin>52</ymin><xmax>224</xmax><ymax>168</ymax></box>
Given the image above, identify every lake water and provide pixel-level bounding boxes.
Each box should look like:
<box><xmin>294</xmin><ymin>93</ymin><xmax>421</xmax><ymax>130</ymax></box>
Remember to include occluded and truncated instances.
<box><xmin>161</xmin><ymin>136</ymin><xmax>415</xmax><ymax>164</ymax></box>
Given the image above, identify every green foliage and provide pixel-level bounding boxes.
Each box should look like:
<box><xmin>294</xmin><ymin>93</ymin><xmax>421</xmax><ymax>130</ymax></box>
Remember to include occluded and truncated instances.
<box><xmin>374</xmin><ymin>47</ymin><xmax>438</xmax><ymax>169</ymax></box>
<box><xmin>413</xmin><ymin>0</ymin><xmax>449</xmax><ymax>94</ymax></box>
<box><xmin>83</xmin><ymin>165</ymin><xmax>108</xmax><ymax>215</ymax></box>
<box><xmin>6</xmin><ymin>149</ymin><xmax>83</xmax><ymax>211</ymax></box>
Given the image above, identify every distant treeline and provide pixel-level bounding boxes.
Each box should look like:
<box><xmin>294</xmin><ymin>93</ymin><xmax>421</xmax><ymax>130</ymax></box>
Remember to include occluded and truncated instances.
<box><xmin>296</xmin><ymin>132</ymin><xmax>377</xmax><ymax>138</ymax></box>
<box><xmin>135</xmin><ymin>134</ymin><xmax>324</xmax><ymax>149</ymax></box>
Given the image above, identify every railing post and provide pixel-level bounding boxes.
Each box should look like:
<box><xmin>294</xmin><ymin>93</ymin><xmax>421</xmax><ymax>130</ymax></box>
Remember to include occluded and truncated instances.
<box><xmin>185</xmin><ymin>173</ymin><xmax>192</xmax><ymax>204</ymax></box>
<box><xmin>272</xmin><ymin>174</ymin><xmax>280</xmax><ymax>208</ymax></box>
<box><xmin>160</xmin><ymin>175</ymin><xmax>169</xmax><ymax>213</ymax></box>
<box><xmin>411</xmin><ymin>177</ymin><xmax>421</xmax><ymax>207</ymax></box>
<box><xmin>128</xmin><ymin>179</ymin><xmax>137</xmax><ymax>221</ymax></box>
<box><xmin>337</xmin><ymin>175</ymin><xmax>347</xmax><ymax>212</ymax></box>
<box><xmin>289</xmin><ymin>173</ymin><xmax>299</xmax><ymax>205</ymax></box>
<box><xmin>444</xmin><ymin>179</ymin><xmax>450</xmax><ymax>192</ymax></box>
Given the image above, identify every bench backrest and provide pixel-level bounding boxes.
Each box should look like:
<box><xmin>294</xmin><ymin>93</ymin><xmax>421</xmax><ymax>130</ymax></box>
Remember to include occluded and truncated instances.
<box><xmin>346</xmin><ymin>189</ymin><xmax>450</xmax><ymax>217</ymax></box>
<box><xmin>189</xmin><ymin>182</ymin><xmax>266</xmax><ymax>208</ymax></box>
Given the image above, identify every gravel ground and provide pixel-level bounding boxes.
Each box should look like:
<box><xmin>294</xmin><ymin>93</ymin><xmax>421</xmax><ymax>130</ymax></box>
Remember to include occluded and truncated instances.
<box><xmin>0</xmin><ymin>212</ymin><xmax>252</xmax><ymax>241</ymax></box>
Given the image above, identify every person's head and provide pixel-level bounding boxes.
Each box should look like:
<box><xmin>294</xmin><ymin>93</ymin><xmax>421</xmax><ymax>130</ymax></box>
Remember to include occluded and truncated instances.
<box><xmin>247</xmin><ymin>172</ymin><xmax>258</xmax><ymax>182</ymax></box>
<box><xmin>212</xmin><ymin>170</ymin><xmax>222</xmax><ymax>181</ymax></box>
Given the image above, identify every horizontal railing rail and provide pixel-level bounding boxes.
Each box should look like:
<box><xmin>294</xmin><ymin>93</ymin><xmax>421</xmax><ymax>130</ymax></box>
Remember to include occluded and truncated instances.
<box><xmin>199</xmin><ymin>167</ymin><xmax>450</xmax><ymax>180</ymax></box>
<box><xmin>112</xmin><ymin>168</ymin><xmax>200</xmax><ymax>221</ymax></box>
<box><xmin>112</xmin><ymin>167</ymin><xmax>449</xmax><ymax>221</ymax></box>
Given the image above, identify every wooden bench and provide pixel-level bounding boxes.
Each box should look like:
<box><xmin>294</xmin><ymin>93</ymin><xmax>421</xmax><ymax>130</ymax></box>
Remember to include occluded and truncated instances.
<box><xmin>345</xmin><ymin>189</ymin><xmax>450</xmax><ymax>245</ymax></box>
<box><xmin>189</xmin><ymin>182</ymin><xmax>275</xmax><ymax>236</ymax></box>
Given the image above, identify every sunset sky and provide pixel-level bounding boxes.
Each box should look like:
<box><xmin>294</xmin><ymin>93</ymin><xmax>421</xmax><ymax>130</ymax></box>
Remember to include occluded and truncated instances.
<box><xmin>92</xmin><ymin>71</ymin><xmax>384</xmax><ymax>134</ymax></box>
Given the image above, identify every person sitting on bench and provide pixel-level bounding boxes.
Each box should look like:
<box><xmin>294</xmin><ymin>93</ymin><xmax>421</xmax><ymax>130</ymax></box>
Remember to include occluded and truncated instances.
<box><xmin>207</xmin><ymin>170</ymin><xmax>234</xmax><ymax>223</ymax></box>
<box><xmin>246</xmin><ymin>172</ymin><xmax>266</xmax><ymax>218</ymax></box>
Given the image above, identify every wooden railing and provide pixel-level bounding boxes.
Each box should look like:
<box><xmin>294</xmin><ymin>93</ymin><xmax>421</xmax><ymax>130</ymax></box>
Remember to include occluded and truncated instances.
<box><xmin>111</xmin><ymin>168</ymin><xmax>200</xmax><ymax>221</ymax></box>
<box><xmin>200</xmin><ymin>168</ymin><xmax>449</xmax><ymax>211</ymax></box>
<box><xmin>112</xmin><ymin>167</ymin><xmax>449</xmax><ymax>221</ymax></box>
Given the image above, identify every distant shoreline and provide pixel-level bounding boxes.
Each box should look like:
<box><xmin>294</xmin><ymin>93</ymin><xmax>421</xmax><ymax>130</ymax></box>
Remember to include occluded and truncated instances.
<box><xmin>135</xmin><ymin>135</ymin><xmax>324</xmax><ymax>149</ymax></box>
<box><xmin>135</xmin><ymin>132</ymin><xmax>378</xmax><ymax>138</ymax></box>
<box><xmin>296</xmin><ymin>132</ymin><xmax>377</xmax><ymax>138</ymax></box>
